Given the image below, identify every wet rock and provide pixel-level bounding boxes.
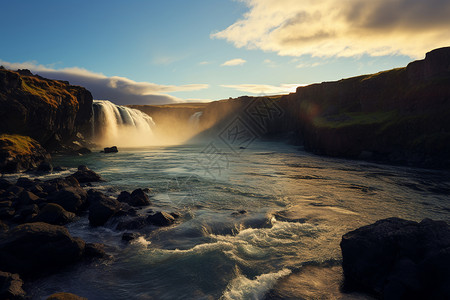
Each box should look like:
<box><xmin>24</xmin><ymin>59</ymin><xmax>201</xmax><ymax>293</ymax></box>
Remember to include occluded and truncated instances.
<box><xmin>341</xmin><ymin>217</ymin><xmax>450</xmax><ymax>299</ymax></box>
<box><xmin>0</xmin><ymin>178</ymin><xmax>12</xmax><ymax>190</ymax></box>
<box><xmin>147</xmin><ymin>211</ymin><xmax>175</xmax><ymax>227</ymax></box>
<box><xmin>122</xmin><ymin>232</ymin><xmax>139</xmax><ymax>242</ymax></box>
<box><xmin>71</xmin><ymin>165</ymin><xmax>103</xmax><ymax>183</ymax></box>
<box><xmin>47</xmin><ymin>186</ymin><xmax>87</xmax><ymax>213</ymax></box>
<box><xmin>116</xmin><ymin>216</ymin><xmax>148</xmax><ymax>230</ymax></box>
<box><xmin>0</xmin><ymin>206</ymin><xmax>14</xmax><ymax>219</ymax></box>
<box><xmin>12</xmin><ymin>204</ymin><xmax>39</xmax><ymax>223</ymax></box>
<box><xmin>33</xmin><ymin>203</ymin><xmax>76</xmax><ymax>225</ymax></box>
<box><xmin>0</xmin><ymin>222</ymin><xmax>85</xmax><ymax>277</ymax></box>
<box><xmin>118</xmin><ymin>189</ymin><xmax>151</xmax><ymax>207</ymax></box>
<box><xmin>0</xmin><ymin>271</ymin><xmax>26</xmax><ymax>299</ymax></box>
<box><xmin>37</xmin><ymin>161</ymin><xmax>53</xmax><ymax>173</ymax></box>
<box><xmin>170</xmin><ymin>212</ymin><xmax>181</xmax><ymax>219</ymax></box>
<box><xmin>88</xmin><ymin>191</ymin><xmax>119</xmax><ymax>226</ymax></box>
<box><xmin>46</xmin><ymin>292</ymin><xmax>87</xmax><ymax>300</ymax></box>
<box><xmin>0</xmin><ymin>220</ymin><xmax>8</xmax><ymax>233</ymax></box>
<box><xmin>6</xmin><ymin>186</ymin><xmax>24</xmax><ymax>198</ymax></box>
<box><xmin>17</xmin><ymin>190</ymin><xmax>39</xmax><ymax>206</ymax></box>
<box><xmin>84</xmin><ymin>243</ymin><xmax>107</xmax><ymax>259</ymax></box>
<box><xmin>104</xmin><ymin>146</ymin><xmax>118</xmax><ymax>153</ymax></box>
<box><xmin>15</xmin><ymin>177</ymin><xmax>34</xmax><ymax>189</ymax></box>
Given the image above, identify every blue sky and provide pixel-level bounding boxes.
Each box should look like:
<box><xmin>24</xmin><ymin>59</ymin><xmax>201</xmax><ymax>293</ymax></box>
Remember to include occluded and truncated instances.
<box><xmin>1</xmin><ymin>0</ymin><xmax>448</xmax><ymax>104</ymax></box>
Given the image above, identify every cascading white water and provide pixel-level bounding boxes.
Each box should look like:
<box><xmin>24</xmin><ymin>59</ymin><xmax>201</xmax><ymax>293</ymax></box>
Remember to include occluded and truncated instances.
<box><xmin>189</xmin><ymin>111</ymin><xmax>203</xmax><ymax>129</ymax></box>
<box><xmin>92</xmin><ymin>100</ymin><xmax>155</xmax><ymax>147</ymax></box>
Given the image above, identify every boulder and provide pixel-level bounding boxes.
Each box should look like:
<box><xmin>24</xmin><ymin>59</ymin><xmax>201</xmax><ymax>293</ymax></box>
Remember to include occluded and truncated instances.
<box><xmin>0</xmin><ymin>222</ymin><xmax>85</xmax><ymax>277</ymax></box>
<box><xmin>47</xmin><ymin>186</ymin><xmax>87</xmax><ymax>213</ymax></box>
<box><xmin>71</xmin><ymin>165</ymin><xmax>103</xmax><ymax>183</ymax></box>
<box><xmin>33</xmin><ymin>203</ymin><xmax>76</xmax><ymax>225</ymax></box>
<box><xmin>104</xmin><ymin>146</ymin><xmax>118</xmax><ymax>153</ymax></box>
<box><xmin>117</xmin><ymin>189</ymin><xmax>151</xmax><ymax>207</ymax></box>
<box><xmin>37</xmin><ymin>161</ymin><xmax>53</xmax><ymax>172</ymax></box>
<box><xmin>116</xmin><ymin>216</ymin><xmax>148</xmax><ymax>231</ymax></box>
<box><xmin>0</xmin><ymin>271</ymin><xmax>26</xmax><ymax>299</ymax></box>
<box><xmin>15</xmin><ymin>177</ymin><xmax>34</xmax><ymax>189</ymax></box>
<box><xmin>122</xmin><ymin>232</ymin><xmax>139</xmax><ymax>242</ymax></box>
<box><xmin>84</xmin><ymin>243</ymin><xmax>107</xmax><ymax>259</ymax></box>
<box><xmin>0</xmin><ymin>178</ymin><xmax>12</xmax><ymax>190</ymax></box>
<box><xmin>147</xmin><ymin>211</ymin><xmax>175</xmax><ymax>227</ymax></box>
<box><xmin>46</xmin><ymin>292</ymin><xmax>87</xmax><ymax>300</ymax></box>
<box><xmin>340</xmin><ymin>217</ymin><xmax>450</xmax><ymax>299</ymax></box>
<box><xmin>88</xmin><ymin>191</ymin><xmax>120</xmax><ymax>226</ymax></box>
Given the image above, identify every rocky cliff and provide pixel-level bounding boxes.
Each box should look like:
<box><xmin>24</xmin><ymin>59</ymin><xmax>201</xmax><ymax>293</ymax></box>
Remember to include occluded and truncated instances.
<box><xmin>0</xmin><ymin>68</ymin><xmax>93</xmax><ymax>152</ymax></box>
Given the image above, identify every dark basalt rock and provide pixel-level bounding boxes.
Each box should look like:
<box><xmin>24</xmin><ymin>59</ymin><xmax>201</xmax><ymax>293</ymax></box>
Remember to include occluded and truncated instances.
<box><xmin>122</xmin><ymin>232</ymin><xmax>140</xmax><ymax>242</ymax></box>
<box><xmin>0</xmin><ymin>222</ymin><xmax>85</xmax><ymax>277</ymax></box>
<box><xmin>340</xmin><ymin>217</ymin><xmax>450</xmax><ymax>299</ymax></box>
<box><xmin>117</xmin><ymin>189</ymin><xmax>151</xmax><ymax>207</ymax></box>
<box><xmin>104</xmin><ymin>146</ymin><xmax>118</xmax><ymax>153</ymax></box>
<box><xmin>0</xmin><ymin>271</ymin><xmax>26</xmax><ymax>299</ymax></box>
<box><xmin>84</xmin><ymin>243</ymin><xmax>107</xmax><ymax>259</ymax></box>
<box><xmin>46</xmin><ymin>292</ymin><xmax>87</xmax><ymax>300</ymax></box>
<box><xmin>33</xmin><ymin>203</ymin><xmax>76</xmax><ymax>225</ymax></box>
<box><xmin>88</xmin><ymin>191</ymin><xmax>120</xmax><ymax>226</ymax></box>
<box><xmin>147</xmin><ymin>211</ymin><xmax>175</xmax><ymax>227</ymax></box>
<box><xmin>71</xmin><ymin>165</ymin><xmax>103</xmax><ymax>183</ymax></box>
<box><xmin>37</xmin><ymin>161</ymin><xmax>53</xmax><ymax>172</ymax></box>
<box><xmin>46</xmin><ymin>186</ymin><xmax>87</xmax><ymax>213</ymax></box>
<box><xmin>0</xmin><ymin>178</ymin><xmax>12</xmax><ymax>190</ymax></box>
<box><xmin>116</xmin><ymin>216</ymin><xmax>148</xmax><ymax>231</ymax></box>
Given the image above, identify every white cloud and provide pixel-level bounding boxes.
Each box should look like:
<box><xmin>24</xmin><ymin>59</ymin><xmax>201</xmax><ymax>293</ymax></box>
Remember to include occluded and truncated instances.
<box><xmin>221</xmin><ymin>58</ymin><xmax>247</xmax><ymax>66</ymax></box>
<box><xmin>212</xmin><ymin>0</ymin><xmax>450</xmax><ymax>58</ymax></box>
<box><xmin>199</xmin><ymin>61</ymin><xmax>210</xmax><ymax>65</ymax></box>
<box><xmin>221</xmin><ymin>83</ymin><xmax>304</xmax><ymax>94</ymax></box>
<box><xmin>0</xmin><ymin>60</ymin><xmax>209</xmax><ymax>105</ymax></box>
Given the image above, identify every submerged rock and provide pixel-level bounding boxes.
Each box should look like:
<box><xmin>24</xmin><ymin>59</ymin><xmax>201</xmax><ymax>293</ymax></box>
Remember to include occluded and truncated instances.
<box><xmin>0</xmin><ymin>222</ymin><xmax>85</xmax><ymax>277</ymax></box>
<box><xmin>122</xmin><ymin>232</ymin><xmax>139</xmax><ymax>242</ymax></box>
<box><xmin>340</xmin><ymin>217</ymin><xmax>450</xmax><ymax>299</ymax></box>
<box><xmin>84</xmin><ymin>243</ymin><xmax>107</xmax><ymax>259</ymax></box>
<box><xmin>0</xmin><ymin>271</ymin><xmax>26</xmax><ymax>299</ymax></box>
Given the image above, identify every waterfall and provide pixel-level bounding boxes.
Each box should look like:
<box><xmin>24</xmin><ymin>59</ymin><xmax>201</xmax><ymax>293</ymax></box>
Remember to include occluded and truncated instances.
<box><xmin>92</xmin><ymin>100</ymin><xmax>155</xmax><ymax>147</ymax></box>
<box><xmin>189</xmin><ymin>111</ymin><xmax>203</xmax><ymax>129</ymax></box>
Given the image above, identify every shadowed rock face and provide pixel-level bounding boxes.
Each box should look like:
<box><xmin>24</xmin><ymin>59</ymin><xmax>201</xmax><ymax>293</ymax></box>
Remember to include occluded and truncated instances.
<box><xmin>340</xmin><ymin>218</ymin><xmax>450</xmax><ymax>299</ymax></box>
<box><xmin>0</xmin><ymin>68</ymin><xmax>93</xmax><ymax>151</ymax></box>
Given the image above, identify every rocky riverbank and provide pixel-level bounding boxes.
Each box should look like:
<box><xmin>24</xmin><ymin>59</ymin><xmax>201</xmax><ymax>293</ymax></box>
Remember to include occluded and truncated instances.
<box><xmin>0</xmin><ymin>166</ymin><xmax>179</xmax><ymax>299</ymax></box>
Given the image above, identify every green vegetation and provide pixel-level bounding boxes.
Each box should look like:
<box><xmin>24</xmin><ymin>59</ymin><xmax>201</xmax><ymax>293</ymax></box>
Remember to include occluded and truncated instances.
<box><xmin>20</xmin><ymin>74</ymin><xmax>78</xmax><ymax>108</ymax></box>
<box><xmin>0</xmin><ymin>133</ymin><xmax>40</xmax><ymax>157</ymax></box>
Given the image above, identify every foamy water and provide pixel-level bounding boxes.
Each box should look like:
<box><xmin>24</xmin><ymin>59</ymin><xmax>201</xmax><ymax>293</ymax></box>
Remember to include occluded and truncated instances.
<box><xmin>25</xmin><ymin>142</ymin><xmax>450</xmax><ymax>299</ymax></box>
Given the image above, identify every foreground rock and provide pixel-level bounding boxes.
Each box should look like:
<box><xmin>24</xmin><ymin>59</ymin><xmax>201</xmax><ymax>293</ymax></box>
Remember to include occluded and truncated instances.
<box><xmin>72</xmin><ymin>165</ymin><xmax>103</xmax><ymax>183</ymax></box>
<box><xmin>33</xmin><ymin>203</ymin><xmax>76</xmax><ymax>225</ymax></box>
<box><xmin>0</xmin><ymin>271</ymin><xmax>26</xmax><ymax>299</ymax></box>
<box><xmin>0</xmin><ymin>222</ymin><xmax>85</xmax><ymax>277</ymax></box>
<box><xmin>341</xmin><ymin>217</ymin><xmax>450</xmax><ymax>299</ymax></box>
<box><xmin>88</xmin><ymin>191</ymin><xmax>120</xmax><ymax>226</ymax></box>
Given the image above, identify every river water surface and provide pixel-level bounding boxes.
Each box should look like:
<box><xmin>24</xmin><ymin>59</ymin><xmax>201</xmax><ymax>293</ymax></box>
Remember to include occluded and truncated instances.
<box><xmin>13</xmin><ymin>142</ymin><xmax>449</xmax><ymax>299</ymax></box>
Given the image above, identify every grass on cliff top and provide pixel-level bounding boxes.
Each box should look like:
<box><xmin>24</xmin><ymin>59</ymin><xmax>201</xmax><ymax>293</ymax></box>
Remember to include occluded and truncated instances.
<box><xmin>20</xmin><ymin>75</ymin><xmax>78</xmax><ymax>108</ymax></box>
<box><xmin>0</xmin><ymin>134</ymin><xmax>39</xmax><ymax>156</ymax></box>
<box><xmin>313</xmin><ymin>111</ymin><xmax>398</xmax><ymax>129</ymax></box>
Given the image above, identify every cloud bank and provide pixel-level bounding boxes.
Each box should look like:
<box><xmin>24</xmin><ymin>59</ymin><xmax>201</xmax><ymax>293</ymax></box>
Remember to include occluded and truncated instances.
<box><xmin>221</xmin><ymin>58</ymin><xmax>247</xmax><ymax>66</ymax></box>
<box><xmin>221</xmin><ymin>83</ymin><xmax>302</xmax><ymax>94</ymax></box>
<box><xmin>212</xmin><ymin>0</ymin><xmax>450</xmax><ymax>58</ymax></box>
<box><xmin>0</xmin><ymin>61</ymin><xmax>208</xmax><ymax>105</ymax></box>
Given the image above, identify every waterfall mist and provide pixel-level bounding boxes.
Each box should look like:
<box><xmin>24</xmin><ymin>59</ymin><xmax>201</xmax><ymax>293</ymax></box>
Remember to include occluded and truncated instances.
<box><xmin>92</xmin><ymin>100</ymin><xmax>156</xmax><ymax>147</ymax></box>
<box><xmin>92</xmin><ymin>100</ymin><xmax>206</xmax><ymax>147</ymax></box>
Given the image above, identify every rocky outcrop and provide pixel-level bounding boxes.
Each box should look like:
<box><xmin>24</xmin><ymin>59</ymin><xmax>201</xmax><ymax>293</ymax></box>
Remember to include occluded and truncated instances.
<box><xmin>117</xmin><ymin>188</ymin><xmax>151</xmax><ymax>207</ymax></box>
<box><xmin>0</xmin><ymin>68</ymin><xmax>93</xmax><ymax>153</ymax></box>
<box><xmin>71</xmin><ymin>165</ymin><xmax>103</xmax><ymax>183</ymax></box>
<box><xmin>340</xmin><ymin>218</ymin><xmax>450</xmax><ymax>299</ymax></box>
<box><xmin>0</xmin><ymin>134</ymin><xmax>51</xmax><ymax>173</ymax></box>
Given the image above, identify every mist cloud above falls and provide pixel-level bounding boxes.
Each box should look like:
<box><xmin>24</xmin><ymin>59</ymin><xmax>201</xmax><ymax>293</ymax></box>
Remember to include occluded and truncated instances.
<box><xmin>0</xmin><ymin>61</ymin><xmax>208</xmax><ymax>105</ymax></box>
<box><xmin>212</xmin><ymin>0</ymin><xmax>450</xmax><ymax>58</ymax></box>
